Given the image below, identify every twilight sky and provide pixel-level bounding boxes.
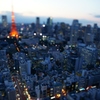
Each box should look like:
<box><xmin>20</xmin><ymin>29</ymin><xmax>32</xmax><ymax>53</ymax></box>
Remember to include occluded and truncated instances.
<box><xmin>0</xmin><ymin>0</ymin><xmax>100</xmax><ymax>26</ymax></box>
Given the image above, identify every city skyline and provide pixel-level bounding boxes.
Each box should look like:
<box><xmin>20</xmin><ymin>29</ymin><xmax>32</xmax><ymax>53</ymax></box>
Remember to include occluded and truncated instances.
<box><xmin>0</xmin><ymin>0</ymin><xmax>100</xmax><ymax>26</ymax></box>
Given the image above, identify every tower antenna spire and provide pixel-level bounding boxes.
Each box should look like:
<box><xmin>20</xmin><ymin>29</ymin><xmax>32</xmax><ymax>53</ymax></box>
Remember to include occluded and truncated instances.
<box><xmin>11</xmin><ymin>0</ymin><xmax>14</xmax><ymax>12</ymax></box>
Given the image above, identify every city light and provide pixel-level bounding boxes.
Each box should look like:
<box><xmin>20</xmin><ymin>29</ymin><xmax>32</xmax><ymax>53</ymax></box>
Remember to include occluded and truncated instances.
<box><xmin>79</xmin><ymin>88</ymin><xmax>85</xmax><ymax>91</ymax></box>
<box><xmin>62</xmin><ymin>89</ymin><xmax>66</xmax><ymax>94</ymax></box>
<box><xmin>55</xmin><ymin>94</ymin><xmax>61</xmax><ymax>98</ymax></box>
<box><xmin>40</xmin><ymin>33</ymin><xmax>42</xmax><ymax>36</ymax></box>
<box><xmin>0</xmin><ymin>1</ymin><xmax>100</xmax><ymax>100</ymax></box>
<box><xmin>62</xmin><ymin>89</ymin><xmax>67</xmax><ymax>96</ymax></box>
<box><xmin>7</xmin><ymin>36</ymin><xmax>10</xmax><ymax>38</ymax></box>
<box><xmin>29</xmin><ymin>24</ymin><xmax>31</xmax><ymax>28</ymax></box>
<box><xmin>51</xmin><ymin>96</ymin><xmax>55</xmax><ymax>99</ymax></box>
<box><xmin>34</xmin><ymin>33</ymin><xmax>36</xmax><ymax>36</ymax></box>
<box><xmin>21</xmin><ymin>28</ymin><xmax>23</xmax><ymax>31</ymax></box>
<box><xmin>42</xmin><ymin>24</ymin><xmax>45</xmax><ymax>27</ymax></box>
<box><xmin>18</xmin><ymin>97</ymin><xmax>20</xmax><ymax>100</ymax></box>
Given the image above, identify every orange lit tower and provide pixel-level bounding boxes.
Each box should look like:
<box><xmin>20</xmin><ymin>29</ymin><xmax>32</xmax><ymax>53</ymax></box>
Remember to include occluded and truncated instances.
<box><xmin>9</xmin><ymin>6</ymin><xmax>19</xmax><ymax>39</ymax></box>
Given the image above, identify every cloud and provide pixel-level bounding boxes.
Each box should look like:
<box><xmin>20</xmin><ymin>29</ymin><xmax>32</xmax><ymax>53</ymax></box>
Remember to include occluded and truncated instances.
<box><xmin>94</xmin><ymin>15</ymin><xmax>100</xmax><ymax>18</ymax></box>
<box><xmin>0</xmin><ymin>11</ymin><xmax>36</xmax><ymax>23</ymax></box>
<box><xmin>0</xmin><ymin>11</ymin><xmax>99</xmax><ymax>26</ymax></box>
<box><xmin>21</xmin><ymin>11</ymin><xmax>38</xmax><ymax>16</ymax></box>
<box><xmin>89</xmin><ymin>13</ymin><xmax>100</xmax><ymax>18</ymax></box>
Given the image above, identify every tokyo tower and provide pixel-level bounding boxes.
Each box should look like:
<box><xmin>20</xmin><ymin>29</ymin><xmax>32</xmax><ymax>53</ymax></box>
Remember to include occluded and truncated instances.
<box><xmin>9</xmin><ymin>5</ymin><xmax>19</xmax><ymax>39</ymax></box>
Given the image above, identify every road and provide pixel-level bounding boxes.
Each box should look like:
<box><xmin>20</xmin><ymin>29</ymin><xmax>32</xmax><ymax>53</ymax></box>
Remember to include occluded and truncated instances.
<box><xmin>12</xmin><ymin>75</ymin><xmax>32</xmax><ymax>100</ymax></box>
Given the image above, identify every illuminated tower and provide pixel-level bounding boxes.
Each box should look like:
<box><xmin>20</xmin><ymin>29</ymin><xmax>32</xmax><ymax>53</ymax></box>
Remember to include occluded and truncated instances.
<box><xmin>9</xmin><ymin>6</ymin><xmax>19</xmax><ymax>39</ymax></box>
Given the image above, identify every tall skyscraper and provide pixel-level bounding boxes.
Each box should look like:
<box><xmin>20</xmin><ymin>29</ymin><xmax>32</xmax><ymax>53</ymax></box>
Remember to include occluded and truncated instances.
<box><xmin>9</xmin><ymin>6</ymin><xmax>19</xmax><ymax>39</ymax></box>
<box><xmin>2</xmin><ymin>15</ymin><xmax>7</xmax><ymax>27</ymax></box>
<box><xmin>47</xmin><ymin>17</ymin><xmax>52</xmax><ymax>26</ymax></box>
<box><xmin>36</xmin><ymin>17</ymin><xmax>41</xmax><ymax>34</ymax></box>
<box><xmin>36</xmin><ymin>17</ymin><xmax>40</xmax><ymax>25</ymax></box>
<box><xmin>46</xmin><ymin>17</ymin><xmax>53</xmax><ymax>35</ymax></box>
<box><xmin>93</xmin><ymin>23</ymin><xmax>98</xmax><ymax>41</ymax></box>
<box><xmin>70</xmin><ymin>19</ymin><xmax>79</xmax><ymax>45</ymax></box>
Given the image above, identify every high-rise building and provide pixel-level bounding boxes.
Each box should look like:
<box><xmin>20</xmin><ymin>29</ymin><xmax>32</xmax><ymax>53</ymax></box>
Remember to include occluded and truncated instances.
<box><xmin>26</xmin><ymin>60</ymin><xmax>32</xmax><ymax>75</ymax></box>
<box><xmin>19</xmin><ymin>59</ymin><xmax>26</xmax><ymax>74</ymax></box>
<box><xmin>47</xmin><ymin>17</ymin><xmax>52</xmax><ymax>26</ymax></box>
<box><xmin>6</xmin><ymin>87</ymin><xmax>16</xmax><ymax>100</ymax></box>
<box><xmin>86</xmin><ymin>24</ymin><xmax>92</xmax><ymax>33</ymax></box>
<box><xmin>80</xmin><ymin>46</ymin><xmax>97</xmax><ymax>68</ymax></box>
<box><xmin>36</xmin><ymin>17</ymin><xmax>41</xmax><ymax>34</ymax></box>
<box><xmin>67</xmin><ymin>56</ymin><xmax>83</xmax><ymax>73</ymax></box>
<box><xmin>46</xmin><ymin>17</ymin><xmax>53</xmax><ymax>35</ymax></box>
<box><xmin>93</xmin><ymin>24</ymin><xmax>98</xmax><ymax>34</ymax></box>
<box><xmin>41</xmin><ymin>84</ymin><xmax>47</xmax><ymax>98</ymax></box>
<box><xmin>70</xmin><ymin>19</ymin><xmax>79</xmax><ymax>45</ymax></box>
<box><xmin>2</xmin><ymin>15</ymin><xmax>7</xmax><ymax>27</ymax></box>
<box><xmin>36</xmin><ymin>17</ymin><xmax>40</xmax><ymax>25</ymax></box>
<box><xmin>84</xmin><ymin>33</ymin><xmax>94</xmax><ymax>44</ymax></box>
<box><xmin>84</xmin><ymin>24</ymin><xmax>94</xmax><ymax>44</ymax></box>
<box><xmin>93</xmin><ymin>24</ymin><xmax>99</xmax><ymax>45</ymax></box>
<box><xmin>35</xmin><ymin>85</ymin><xmax>40</xmax><ymax>98</ymax></box>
